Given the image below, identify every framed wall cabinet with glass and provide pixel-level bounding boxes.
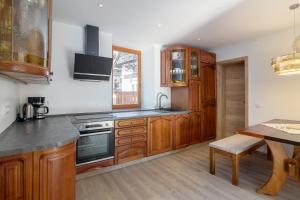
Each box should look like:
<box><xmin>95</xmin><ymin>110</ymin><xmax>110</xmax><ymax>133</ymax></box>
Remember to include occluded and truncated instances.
<box><xmin>0</xmin><ymin>0</ymin><xmax>52</xmax><ymax>84</ymax></box>
<box><xmin>112</xmin><ymin>46</ymin><xmax>141</xmax><ymax>109</ymax></box>
<box><xmin>161</xmin><ymin>46</ymin><xmax>189</xmax><ymax>87</ymax></box>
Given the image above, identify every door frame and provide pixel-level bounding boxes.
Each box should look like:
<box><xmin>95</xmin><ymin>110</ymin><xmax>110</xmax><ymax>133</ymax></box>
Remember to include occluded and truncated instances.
<box><xmin>216</xmin><ymin>57</ymin><xmax>248</xmax><ymax>139</ymax></box>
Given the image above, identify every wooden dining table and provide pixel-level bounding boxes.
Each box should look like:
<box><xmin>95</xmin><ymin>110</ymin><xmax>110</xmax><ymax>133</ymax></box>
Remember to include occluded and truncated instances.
<box><xmin>238</xmin><ymin>119</ymin><xmax>300</xmax><ymax>196</ymax></box>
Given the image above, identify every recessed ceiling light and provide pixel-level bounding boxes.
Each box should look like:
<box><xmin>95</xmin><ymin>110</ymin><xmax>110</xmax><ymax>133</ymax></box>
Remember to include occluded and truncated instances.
<box><xmin>98</xmin><ymin>3</ymin><xmax>104</xmax><ymax>8</ymax></box>
<box><xmin>157</xmin><ymin>24</ymin><xmax>163</xmax><ymax>28</ymax></box>
<box><xmin>197</xmin><ymin>38</ymin><xmax>201</xmax><ymax>41</ymax></box>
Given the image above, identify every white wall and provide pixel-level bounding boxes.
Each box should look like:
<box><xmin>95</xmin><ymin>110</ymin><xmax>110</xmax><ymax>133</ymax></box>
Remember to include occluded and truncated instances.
<box><xmin>19</xmin><ymin>22</ymin><xmax>113</xmax><ymax>115</ymax></box>
<box><xmin>0</xmin><ymin>76</ymin><xmax>19</xmax><ymax>133</ymax></box>
<box><xmin>213</xmin><ymin>27</ymin><xmax>300</xmax><ymax>126</ymax></box>
<box><xmin>141</xmin><ymin>44</ymin><xmax>171</xmax><ymax>109</ymax></box>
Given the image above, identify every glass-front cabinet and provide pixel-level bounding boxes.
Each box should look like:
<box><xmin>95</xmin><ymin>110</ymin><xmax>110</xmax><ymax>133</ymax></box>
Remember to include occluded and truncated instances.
<box><xmin>161</xmin><ymin>46</ymin><xmax>188</xmax><ymax>87</ymax></box>
<box><xmin>0</xmin><ymin>0</ymin><xmax>52</xmax><ymax>83</ymax></box>
<box><xmin>189</xmin><ymin>48</ymin><xmax>201</xmax><ymax>80</ymax></box>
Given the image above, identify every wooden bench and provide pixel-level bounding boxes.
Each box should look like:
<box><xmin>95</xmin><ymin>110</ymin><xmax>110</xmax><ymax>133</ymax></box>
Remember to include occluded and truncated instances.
<box><xmin>209</xmin><ymin>134</ymin><xmax>265</xmax><ymax>185</ymax></box>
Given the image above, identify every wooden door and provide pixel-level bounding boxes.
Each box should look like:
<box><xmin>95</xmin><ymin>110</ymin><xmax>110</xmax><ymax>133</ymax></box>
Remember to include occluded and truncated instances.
<box><xmin>0</xmin><ymin>153</ymin><xmax>33</xmax><ymax>200</ymax></box>
<box><xmin>190</xmin><ymin>111</ymin><xmax>202</xmax><ymax>144</ymax></box>
<box><xmin>202</xmin><ymin>105</ymin><xmax>216</xmax><ymax>141</ymax></box>
<box><xmin>148</xmin><ymin>116</ymin><xmax>173</xmax><ymax>156</ymax></box>
<box><xmin>219</xmin><ymin>62</ymin><xmax>246</xmax><ymax>138</ymax></box>
<box><xmin>174</xmin><ymin>114</ymin><xmax>190</xmax><ymax>149</ymax></box>
<box><xmin>189</xmin><ymin>80</ymin><xmax>201</xmax><ymax>111</ymax></box>
<box><xmin>35</xmin><ymin>143</ymin><xmax>76</xmax><ymax>200</ymax></box>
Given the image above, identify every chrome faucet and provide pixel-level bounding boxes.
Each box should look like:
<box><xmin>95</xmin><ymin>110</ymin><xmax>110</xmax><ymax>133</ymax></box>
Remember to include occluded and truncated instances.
<box><xmin>157</xmin><ymin>93</ymin><xmax>168</xmax><ymax>110</ymax></box>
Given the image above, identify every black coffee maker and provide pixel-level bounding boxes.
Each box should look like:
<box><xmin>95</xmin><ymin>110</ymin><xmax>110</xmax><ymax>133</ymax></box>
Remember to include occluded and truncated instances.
<box><xmin>28</xmin><ymin>97</ymin><xmax>49</xmax><ymax>119</ymax></box>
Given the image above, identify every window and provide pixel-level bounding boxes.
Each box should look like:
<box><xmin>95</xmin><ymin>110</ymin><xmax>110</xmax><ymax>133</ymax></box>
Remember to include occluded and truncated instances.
<box><xmin>112</xmin><ymin>46</ymin><xmax>141</xmax><ymax>109</ymax></box>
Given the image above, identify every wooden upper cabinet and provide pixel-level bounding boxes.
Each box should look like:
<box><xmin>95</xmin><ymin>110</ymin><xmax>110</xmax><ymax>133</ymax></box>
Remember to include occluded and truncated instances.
<box><xmin>160</xmin><ymin>46</ymin><xmax>189</xmax><ymax>87</ymax></box>
<box><xmin>0</xmin><ymin>153</ymin><xmax>33</xmax><ymax>200</ymax></box>
<box><xmin>148</xmin><ymin>116</ymin><xmax>174</xmax><ymax>156</ymax></box>
<box><xmin>174</xmin><ymin>114</ymin><xmax>190</xmax><ymax>149</ymax></box>
<box><xmin>188</xmin><ymin>48</ymin><xmax>201</xmax><ymax>80</ymax></box>
<box><xmin>0</xmin><ymin>0</ymin><xmax>52</xmax><ymax>84</ymax></box>
<box><xmin>190</xmin><ymin>111</ymin><xmax>202</xmax><ymax>144</ymax></box>
<box><xmin>202</xmin><ymin>63</ymin><xmax>216</xmax><ymax>104</ymax></box>
<box><xmin>200</xmin><ymin>51</ymin><xmax>216</xmax><ymax>64</ymax></box>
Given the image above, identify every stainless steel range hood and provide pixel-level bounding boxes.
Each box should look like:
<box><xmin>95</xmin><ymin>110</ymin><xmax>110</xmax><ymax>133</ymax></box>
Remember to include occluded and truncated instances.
<box><xmin>73</xmin><ymin>25</ymin><xmax>112</xmax><ymax>81</ymax></box>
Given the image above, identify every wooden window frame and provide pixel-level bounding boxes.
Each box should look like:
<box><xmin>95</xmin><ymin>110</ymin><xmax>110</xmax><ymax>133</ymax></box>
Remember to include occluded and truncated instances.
<box><xmin>112</xmin><ymin>46</ymin><xmax>142</xmax><ymax>109</ymax></box>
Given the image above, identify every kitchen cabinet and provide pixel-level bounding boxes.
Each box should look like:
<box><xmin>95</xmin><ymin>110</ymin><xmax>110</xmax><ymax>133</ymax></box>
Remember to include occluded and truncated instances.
<box><xmin>201</xmin><ymin>50</ymin><xmax>216</xmax><ymax>64</ymax></box>
<box><xmin>160</xmin><ymin>46</ymin><xmax>189</xmax><ymax>87</ymax></box>
<box><xmin>0</xmin><ymin>142</ymin><xmax>76</xmax><ymax>200</ymax></box>
<box><xmin>202</xmin><ymin>105</ymin><xmax>216</xmax><ymax>141</ymax></box>
<box><xmin>202</xmin><ymin>64</ymin><xmax>216</xmax><ymax>104</ymax></box>
<box><xmin>148</xmin><ymin>116</ymin><xmax>174</xmax><ymax>156</ymax></box>
<box><xmin>189</xmin><ymin>48</ymin><xmax>201</xmax><ymax>80</ymax></box>
<box><xmin>115</xmin><ymin>118</ymin><xmax>147</xmax><ymax>164</ymax></box>
<box><xmin>0</xmin><ymin>153</ymin><xmax>33</xmax><ymax>200</ymax></box>
<box><xmin>35</xmin><ymin>142</ymin><xmax>76</xmax><ymax>200</ymax></box>
<box><xmin>173</xmin><ymin>114</ymin><xmax>190</xmax><ymax>149</ymax></box>
<box><xmin>171</xmin><ymin>80</ymin><xmax>201</xmax><ymax>111</ymax></box>
<box><xmin>0</xmin><ymin>0</ymin><xmax>52</xmax><ymax>84</ymax></box>
<box><xmin>201</xmin><ymin>63</ymin><xmax>216</xmax><ymax>141</ymax></box>
<box><xmin>190</xmin><ymin>111</ymin><xmax>202</xmax><ymax>144</ymax></box>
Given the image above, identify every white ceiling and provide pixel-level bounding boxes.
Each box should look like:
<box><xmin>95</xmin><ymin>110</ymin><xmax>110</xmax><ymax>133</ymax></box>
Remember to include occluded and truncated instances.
<box><xmin>53</xmin><ymin>0</ymin><xmax>300</xmax><ymax>50</ymax></box>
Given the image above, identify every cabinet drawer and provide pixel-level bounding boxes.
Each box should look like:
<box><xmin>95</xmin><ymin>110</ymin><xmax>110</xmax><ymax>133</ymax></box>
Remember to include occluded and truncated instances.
<box><xmin>115</xmin><ymin>126</ymin><xmax>147</xmax><ymax>137</ymax></box>
<box><xmin>115</xmin><ymin>118</ymin><xmax>147</xmax><ymax>128</ymax></box>
<box><xmin>115</xmin><ymin>142</ymin><xmax>146</xmax><ymax>164</ymax></box>
<box><xmin>115</xmin><ymin>134</ymin><xmax>146</xmax><ymax>147</ymax></box>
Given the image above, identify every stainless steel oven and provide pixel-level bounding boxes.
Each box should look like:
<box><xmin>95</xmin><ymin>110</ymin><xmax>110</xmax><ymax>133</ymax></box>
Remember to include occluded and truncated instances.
<box><xmin>75</xmin><ymin>120</ymin><xmax>114</xmax><ymax>166</ymax></box>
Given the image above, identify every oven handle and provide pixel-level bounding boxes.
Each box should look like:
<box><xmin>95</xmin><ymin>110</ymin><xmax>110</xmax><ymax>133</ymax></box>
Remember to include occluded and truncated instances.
<box><xmin>80</xmin><ymin>131</ymin><xmax>113</xmax><ymax>137</ymax></box>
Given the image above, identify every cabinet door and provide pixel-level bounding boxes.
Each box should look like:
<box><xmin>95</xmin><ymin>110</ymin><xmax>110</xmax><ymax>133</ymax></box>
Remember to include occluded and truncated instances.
<box><xmin>0</xmin><ymin>153</ymin><xmax>33</xmax><ymax>200</ymax></box>
<box><xmin>189</xmin><ymin>48</ymin><xmax>201</xmax><ymax>80</ymax></box>
<box><xmin>148</xmin><ymin>116</ymin><xmax>173</xmax><ymax>156</ymax></box>
<box><xmin>202</xmin><ymin>105</ymin><xmax>216</xmax><ymax>141</ymax></box>
<box><xmin>174</xmin><ymin>114</ymin><xmax>190</xmax><ymax>149</ymax></box>
<box><xmin>189</xmin><ymin>80</ymin><xmax>201</xmax><ymax>111</ymax></box>
<box><xmin>35</xmin><ymin>143</ymin><xmax>76</xmax><ymax>200</ymax></box>
<box><xmin>200</xmin><ymin>51</ymin><xmax>216</xmax><ymax>64</ymax></box>
<box><xmin>115</xmin><ymin>142</ymin><xmax>146</xmax><ymax>164</ymax></box>
<box><xmin>190</xmin><ymin>111</ymin><xmax>202</xmax><ymax>144</ymax></box>
<box><xmin>202</xmin><ymin>64</ymin><xmax>216</xmax><ymax>103</ymax></box>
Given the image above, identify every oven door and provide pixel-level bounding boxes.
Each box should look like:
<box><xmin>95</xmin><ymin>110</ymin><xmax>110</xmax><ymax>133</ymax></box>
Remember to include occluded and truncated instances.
<box><xmin>76</xmin><ymin>129</ymin><xmax>114</xmax><ymax>166</ymax></box>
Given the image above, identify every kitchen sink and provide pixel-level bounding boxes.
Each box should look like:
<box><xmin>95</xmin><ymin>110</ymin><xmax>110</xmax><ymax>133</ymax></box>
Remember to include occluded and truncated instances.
<box><xmin>155</xmin><ymin>108</ymin><xmax>184</xmax><ymax>112</ymax></box>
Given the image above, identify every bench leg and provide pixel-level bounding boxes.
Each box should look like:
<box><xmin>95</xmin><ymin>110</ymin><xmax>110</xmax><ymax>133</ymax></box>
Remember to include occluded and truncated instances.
<box><xmin>232</xmin><ymin>154</ymin><xmax>239</xmax><ymax>186</ymax></box>
<box><xmin>210</xmin><ymin>147</ymin><xmax>215</xmax><ymax>175</ymax></box>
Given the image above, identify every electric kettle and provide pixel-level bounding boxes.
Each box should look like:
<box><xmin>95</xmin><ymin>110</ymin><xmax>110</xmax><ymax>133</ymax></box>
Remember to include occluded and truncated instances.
<box><xmin>20</xmin><ymin>103</ymin><xmax>34</xmax><ymax>121</ymax></box>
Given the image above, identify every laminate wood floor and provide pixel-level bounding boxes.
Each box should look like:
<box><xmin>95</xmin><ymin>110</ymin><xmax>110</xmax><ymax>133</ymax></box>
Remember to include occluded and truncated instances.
<box><xmin>76</xmin><ymin>143</ymin><xmax>300</xmax><ymax>200</ymax></box>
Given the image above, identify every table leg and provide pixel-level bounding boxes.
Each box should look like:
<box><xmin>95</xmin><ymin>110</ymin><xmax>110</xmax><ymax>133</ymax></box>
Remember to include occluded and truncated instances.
<box><xmin>257</xmin><ymin>140</ymin><xmax>288</xmax><ymax>196</ymax></box>
<box><xmin>293</xmin><ymin>146</ymin><xmax>300</xmax><ymax>187</ymax></box>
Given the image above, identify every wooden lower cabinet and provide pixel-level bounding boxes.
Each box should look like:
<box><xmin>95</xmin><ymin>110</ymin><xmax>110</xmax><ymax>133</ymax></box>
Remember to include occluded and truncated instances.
<box><xmin>148</xmin><ymin>116</ymin><xmax>173</xmax><ymax>156</ymax></box>
<box><xmin>115</xmin><ymin>142</ymin><xmax>146</xmax><ymax>164</ymax></box>
<box><xmin>0</xmin><ymin>142</ymin><xmax>76</xmax><ymax>200</ymax></box>
<box><xmin>35</xmin><ymin>142</ymin><xmax>76</xmax><ymax>200</ymax></box>
<box><xmin>202</xmin><ymin>105</ymin><xmax>216</xmax><ymax>141</ymax></box>
<box><xmin>0</xmin><ymin>153</ymin><xmax>33</xmax><ymax>200</ymax></box>
<box><xmin>114</xmin><ymin>118</ymin><xmax>147</xmax><ymax>164</ymax></box>
<box><xmin>190</xmin><ymin>111</ymin><xmax>202</xmax><ymax>144</ymax></box>
<box><xmin>174</xmin><ymin>114</ymin><xmax>190</xmax><ymax>149</ymax></box>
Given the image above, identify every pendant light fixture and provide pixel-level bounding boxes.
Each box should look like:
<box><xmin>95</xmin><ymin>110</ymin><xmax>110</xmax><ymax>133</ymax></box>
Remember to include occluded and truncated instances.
<box><xmin>271</xmin><ymin>3</ymin><xmax>300</xmax><ymax>75</ymax></box>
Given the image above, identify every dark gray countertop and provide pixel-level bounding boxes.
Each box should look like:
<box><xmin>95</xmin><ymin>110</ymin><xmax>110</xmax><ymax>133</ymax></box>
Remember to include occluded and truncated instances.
<box><xmin>0</xmin><ymin>116</ymin><xmax>80</xmax><ymax>157</ymax></box>
<box><xmin>0</xmin><ymin>109</ymin><xmax>189</xmax><ymax>158</ymax></box>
